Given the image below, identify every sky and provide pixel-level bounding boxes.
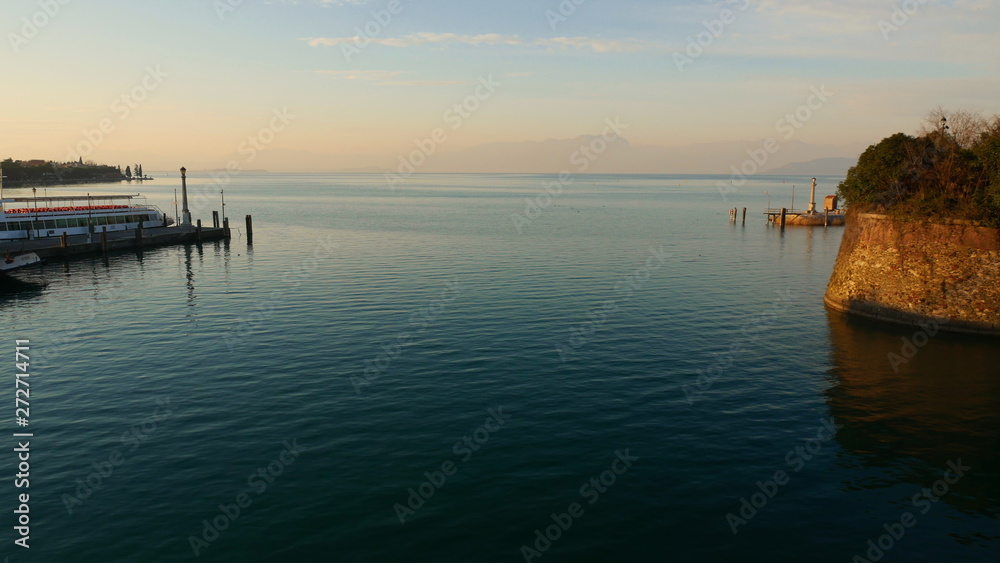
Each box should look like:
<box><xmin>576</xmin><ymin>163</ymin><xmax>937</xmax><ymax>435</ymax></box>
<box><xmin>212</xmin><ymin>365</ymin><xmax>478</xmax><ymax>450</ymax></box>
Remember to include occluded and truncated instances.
<box><xmin>2</xmin><ymin>0</ymin><xmax>998</xmax><ymax>172</ymax></box>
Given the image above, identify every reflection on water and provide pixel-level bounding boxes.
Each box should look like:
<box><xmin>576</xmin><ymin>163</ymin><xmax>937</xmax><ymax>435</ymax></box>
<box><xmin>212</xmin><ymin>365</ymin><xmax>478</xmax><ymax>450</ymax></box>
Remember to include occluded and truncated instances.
<box><xmin>825</xmin><ymin>310</ymin><xmax>1000</xmax><ymax>517</ymax></box>
<box><xmin>0</xmin><ymin>273</ymin><xmax>46</xmax><ymax>297</ymax></box>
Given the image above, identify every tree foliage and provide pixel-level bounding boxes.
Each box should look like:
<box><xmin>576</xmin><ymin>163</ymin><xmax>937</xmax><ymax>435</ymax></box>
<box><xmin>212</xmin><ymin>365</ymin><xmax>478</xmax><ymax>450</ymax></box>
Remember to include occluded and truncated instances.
<box><xmin>1</xmin><ymin>158</ymin><xmax>123</xmax><ymax>185</ymax></box>
<box><xmin>838</xmin><ymin>110</ymin><xmax>1000</xmax><ymax>226</ymax></box>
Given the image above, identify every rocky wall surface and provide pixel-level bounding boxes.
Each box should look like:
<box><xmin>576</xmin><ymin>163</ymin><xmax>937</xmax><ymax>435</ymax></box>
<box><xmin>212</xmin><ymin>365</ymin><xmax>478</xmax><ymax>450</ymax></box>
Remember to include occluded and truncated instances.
<box><xmin>825</xmin><ymin>210</ymin><xmax>1000</xmax><ymax>336</ymax></box>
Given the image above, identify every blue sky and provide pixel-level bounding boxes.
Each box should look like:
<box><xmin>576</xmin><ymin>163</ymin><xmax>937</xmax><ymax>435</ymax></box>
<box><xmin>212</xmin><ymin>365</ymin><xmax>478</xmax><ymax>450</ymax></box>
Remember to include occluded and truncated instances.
<box><xmin>3</xmin><ymin>0</ymin><xmax>997</xmax><ymax>171</ymax></box>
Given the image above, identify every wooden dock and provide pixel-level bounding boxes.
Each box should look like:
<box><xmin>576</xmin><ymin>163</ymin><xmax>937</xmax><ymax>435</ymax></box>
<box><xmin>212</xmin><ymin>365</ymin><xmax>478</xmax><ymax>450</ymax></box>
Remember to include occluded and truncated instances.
<box><xmin>0</xmin><ymin>224</ymin><xmax>229</xmax><ymax>260</ymax></box>
<box><xmin>763</xmin><ymin>208</ymin><xmax>845</xmax><ymax>227</ymax></box>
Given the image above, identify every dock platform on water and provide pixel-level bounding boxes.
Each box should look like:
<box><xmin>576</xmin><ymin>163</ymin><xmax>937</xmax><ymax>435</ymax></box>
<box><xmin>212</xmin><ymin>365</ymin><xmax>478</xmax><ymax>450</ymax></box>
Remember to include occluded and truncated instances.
<box><xmin>0</xmin><ymin>224</ymin><xmax>230</xmax><ymax>260</ymax></box>
<box><xmin>763</xmin><ymin>208</ymin><xmax>846</xmax><ymax>226</ymax></box>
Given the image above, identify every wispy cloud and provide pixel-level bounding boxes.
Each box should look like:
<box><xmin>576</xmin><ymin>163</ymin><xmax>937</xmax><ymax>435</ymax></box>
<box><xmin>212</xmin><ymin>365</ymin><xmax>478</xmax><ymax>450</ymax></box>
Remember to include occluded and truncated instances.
<box><xmin>314</xmin><ymin>70</ymin><xmax>408</xmax><ymax>80</ymax></box>
<box><xmin>303</xmin><ymin>32</ymin><xmax>657</xmax><ymax>53</ymax></box>
<box><xmin>314</xmin><ymin>70</ymin><xmax>471</xmax><ymax>86</ymax></box>
<box><xmin>275</xmin><ymin>0</ymin><xmax>374</xmax><ymax>4</ymax></box>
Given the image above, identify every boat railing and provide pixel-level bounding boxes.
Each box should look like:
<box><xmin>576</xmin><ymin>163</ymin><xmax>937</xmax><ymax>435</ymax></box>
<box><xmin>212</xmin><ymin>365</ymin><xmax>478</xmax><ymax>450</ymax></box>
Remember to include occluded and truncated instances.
<box><xmin>3</xmin><ymin>204</ymin><xmax>143</xmax><ymax>215</ymax></box>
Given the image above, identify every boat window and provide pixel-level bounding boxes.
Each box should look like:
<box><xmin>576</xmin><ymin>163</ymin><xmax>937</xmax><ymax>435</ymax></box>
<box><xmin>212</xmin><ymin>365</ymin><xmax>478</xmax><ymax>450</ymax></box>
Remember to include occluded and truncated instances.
<box><xmin>114</xmin><ymin>215</ymin><xmax>124</xmax><ymax>224</ymax></box>
<box><xmin>97</xmin><ymin>216</ymin><xmax>108</xmax><ymax>225</ymax></box>
<box><xmin>44</xmin><ymin>220</ymin><xmax>56</xmax><ymax>229</ymax></box>
<box><xmin>56</xmin><ymin>219</ymin><xmax>69</xmax><ymax>228</ymax></box>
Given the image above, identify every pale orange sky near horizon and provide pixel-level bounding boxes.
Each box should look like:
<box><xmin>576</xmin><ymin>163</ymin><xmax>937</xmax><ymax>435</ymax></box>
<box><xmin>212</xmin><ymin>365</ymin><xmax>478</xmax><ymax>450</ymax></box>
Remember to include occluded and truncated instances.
<box><xmin>3</xmin><ymin>0</ymin><xmax>997</xmax><ymax>172</ymax></box>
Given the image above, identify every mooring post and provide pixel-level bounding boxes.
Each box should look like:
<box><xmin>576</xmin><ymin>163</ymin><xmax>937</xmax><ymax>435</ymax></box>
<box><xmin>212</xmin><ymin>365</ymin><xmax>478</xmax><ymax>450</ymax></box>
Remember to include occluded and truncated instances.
<box><xmin>60</xmin><ymin>233</ymin><xmax>68</xmax><ymax>252</ymax></box>
<box><xmin>223</xmin><ymin>218</ymin><xmax>230</xmax><ymax>239</ymax></box>
<box><xmin>825</xmin><ymin>209</ymin><xmax>829</xmax><ymax>227</ymax></box>
<box><xmin>135</xmin><ymin>221</ymin><xmax>143</xmax><ymax>248</ymax></box>
<box><xmin>196</xmin><ymin>219</ymin><xmax>202</xmax><ymax>242</ymax></box>
<box><xmin>742</xmin><ymin>207</ymin><xmax>747</xmax><ymax>225</ymax></box>
<box><xmin>245</xmin><ymin>215</ymin><xmax>253</xmax><ymax>243</ymax></box>
<box><xmin>100</xmin><ymin>230</ymin><xmax>108</xmax><ymax>256</ymax></box>
<box><xmin>780</xmin><ymin>207</ymin><xmax>787</xmax><ymax>229</ymax></box>
<box><xmin>212</xmin><ymin>210</ymin><xmax>219</xmax><ymax>229</ymax></box>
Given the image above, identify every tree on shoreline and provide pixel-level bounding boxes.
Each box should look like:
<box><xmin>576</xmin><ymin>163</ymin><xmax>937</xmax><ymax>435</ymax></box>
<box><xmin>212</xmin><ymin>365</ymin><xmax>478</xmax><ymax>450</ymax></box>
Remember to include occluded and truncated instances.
<box><xmin>1</xmin><ymin>158</ymin><xmax>124</xmax><ymax>185</ymax></box>
<box><xmin>838</xmin><ymin>109</ymin><xmax>1000</xmax><ymax>226</ymax></box>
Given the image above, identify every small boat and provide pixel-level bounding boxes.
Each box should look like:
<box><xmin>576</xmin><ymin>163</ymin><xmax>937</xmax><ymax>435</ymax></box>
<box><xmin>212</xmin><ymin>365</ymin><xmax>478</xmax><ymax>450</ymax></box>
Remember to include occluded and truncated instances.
<box><xmin>0</xmin><ymin>252</ymin><xmax>43</xmax><ymax>273</ymax></box>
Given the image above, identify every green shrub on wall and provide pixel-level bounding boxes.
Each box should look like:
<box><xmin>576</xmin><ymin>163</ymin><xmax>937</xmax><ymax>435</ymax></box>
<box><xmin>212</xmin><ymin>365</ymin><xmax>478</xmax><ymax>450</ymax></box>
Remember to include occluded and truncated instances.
<box><xmin>837</xmin><ymin>111</ymin><xmax>1000</xmax><ymax>227</ymax></box>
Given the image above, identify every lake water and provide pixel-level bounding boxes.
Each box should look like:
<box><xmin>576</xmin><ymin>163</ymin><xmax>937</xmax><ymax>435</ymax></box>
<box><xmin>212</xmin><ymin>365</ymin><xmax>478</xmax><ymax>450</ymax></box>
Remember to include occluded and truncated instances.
<box><xmin>2</xmin><ymin>173</ymin><xmax>998</xmax><ymax>562</ymax></box>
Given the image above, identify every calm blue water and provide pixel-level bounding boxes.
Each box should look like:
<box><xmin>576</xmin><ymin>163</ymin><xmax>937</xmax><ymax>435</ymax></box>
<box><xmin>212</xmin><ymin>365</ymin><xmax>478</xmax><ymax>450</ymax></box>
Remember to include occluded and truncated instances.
<box><xmin>2</xmin><ymin>174</ymin><xmax>998</xmax><ymax>562</ymax></box>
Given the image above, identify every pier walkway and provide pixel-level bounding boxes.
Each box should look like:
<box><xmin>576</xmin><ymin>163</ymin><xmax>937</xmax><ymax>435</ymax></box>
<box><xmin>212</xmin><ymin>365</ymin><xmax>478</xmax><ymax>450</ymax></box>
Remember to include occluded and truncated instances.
<box><xmin>0</xmin><ymin>225</ymin><xmax>229</xmax><ymax>260</ymax></box>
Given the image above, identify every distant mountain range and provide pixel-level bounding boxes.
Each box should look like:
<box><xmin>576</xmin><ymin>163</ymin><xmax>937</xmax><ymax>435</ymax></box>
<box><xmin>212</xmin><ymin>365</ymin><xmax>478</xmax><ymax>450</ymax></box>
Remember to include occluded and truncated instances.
<box><xmin>396</xmin><ymin>137</ymin><xmax>863</xmax><ymax>175</ymax></box>
<box><xmin>766</xmin><ymin>157</ymin><xmax>857</xmax><ymax>176</ymax></box>
<box><xmin>168</xmin><ymin>136</ymin><xmax>864</xmax><ymax>176</ymax></box>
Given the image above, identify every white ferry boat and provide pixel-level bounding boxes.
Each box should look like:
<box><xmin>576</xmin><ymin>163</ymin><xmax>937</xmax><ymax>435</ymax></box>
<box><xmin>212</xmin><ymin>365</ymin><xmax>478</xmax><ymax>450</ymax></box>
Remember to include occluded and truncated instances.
<box><xmin>0</xmin><ymin>194</ymin><xmax>171</xmax><ymax>241</ymax></box>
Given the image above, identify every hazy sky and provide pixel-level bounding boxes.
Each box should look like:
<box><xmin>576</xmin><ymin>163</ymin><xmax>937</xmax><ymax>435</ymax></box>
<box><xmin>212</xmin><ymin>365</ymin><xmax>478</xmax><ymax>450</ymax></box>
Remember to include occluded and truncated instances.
<box><xmin>3</xmin><ymin>0</ymin><xmax>997</xmax><ymax>171</ymax></box>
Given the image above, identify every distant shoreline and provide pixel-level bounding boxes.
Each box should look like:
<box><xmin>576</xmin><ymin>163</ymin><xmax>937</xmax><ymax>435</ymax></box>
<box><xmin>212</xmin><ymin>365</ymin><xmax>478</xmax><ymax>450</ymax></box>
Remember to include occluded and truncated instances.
<box><xmin>2</xmin><ymin>178</ymin><xmax>127</xmax><ymax>189</ymax></box>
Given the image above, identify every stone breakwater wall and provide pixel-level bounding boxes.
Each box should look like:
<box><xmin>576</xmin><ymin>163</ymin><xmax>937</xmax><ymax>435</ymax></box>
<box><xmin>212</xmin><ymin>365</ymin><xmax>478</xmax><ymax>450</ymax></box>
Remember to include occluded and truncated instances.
<box><xmin>824</xmin><ymin>210</ymin><xmax>1000</xmax><ymax>336</ymax></box>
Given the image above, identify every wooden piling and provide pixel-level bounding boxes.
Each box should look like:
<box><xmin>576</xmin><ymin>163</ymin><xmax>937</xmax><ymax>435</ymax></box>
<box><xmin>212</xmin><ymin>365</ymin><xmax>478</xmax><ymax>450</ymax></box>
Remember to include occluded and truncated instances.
<box><xmin>742</xmin><ymin>207</ymin><xmax>747</xmax><ymax>225</ymax></box>
<box><xmin>779</xmin><ymin>208</ymin><xmax>787</xmax><ymax>229</ymax></box>
<box><xmin>212</xmin><ymin>211</ymin><xmax>220</xmax><ymax>228</ymax></box>
<box><xmin>100</xmin><ymin>231</ymin><xmax>108</xmax><ymax>256</ymax></box>
<box><xmin>196</xmin><ymin>219</ymin><xmax>202</xmax><ymax>242</ymax></box>
<box><xmin>223</xmin><ymin>218</ymin><xmax>230</xmax><ymax>239</ymax></box>
<box><xmin>245</xmin><ymin>215</ymin><xmax>253</xmax><ymax>243</ymax></box>
<box><xmin>135</xmin><ymin>222</ymin><xmax>143</xmax><ymax>248</ymax></box>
